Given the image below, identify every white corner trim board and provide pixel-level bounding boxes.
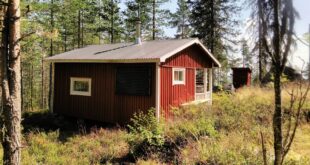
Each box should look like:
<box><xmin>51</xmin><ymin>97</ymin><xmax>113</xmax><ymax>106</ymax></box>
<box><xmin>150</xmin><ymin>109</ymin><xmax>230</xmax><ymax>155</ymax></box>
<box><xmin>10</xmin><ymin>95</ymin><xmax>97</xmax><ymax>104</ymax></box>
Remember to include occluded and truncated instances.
<box><xmin>155</xmin><ymin>63</ymin><xmax>161</xmax><ymax>121</ymax></box>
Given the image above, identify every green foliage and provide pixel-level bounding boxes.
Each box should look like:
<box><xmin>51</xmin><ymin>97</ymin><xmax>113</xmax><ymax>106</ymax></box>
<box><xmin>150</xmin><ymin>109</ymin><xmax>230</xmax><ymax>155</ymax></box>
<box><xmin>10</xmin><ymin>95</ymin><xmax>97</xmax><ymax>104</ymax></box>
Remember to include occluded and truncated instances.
<box><xmin>170</xmin><ymin>0</ymin><xmax>192</xmax><ymax>39</ymax></box>
<box><xmin>167</xmin><ymin>105</ymin><xmax>218</xmax><ymax>141</ymax></box>
<box><xmin>123</xmin><ymin>0</ymin><xmax>170</xmax><ymax>41</ymax></box>
<box><xmin>96</xmin><ymin>0</ymin><xmax>123</xmax><ymax>43</ymax></box>
<box><xmin>212</xmin><ymin>89</ymin><xmax>273</xmax><ymax>132</ymax></box>
<box><xmin>189</xmin><ymin>0</ymin><xmax>240</xmax><ymax>64</ymax></box>
<box><xmin>127</xmin><ymin>108</ymin><xmax>164</xmax><ymax>148</ymax></box>
<box><xmin>241</xmin><ymin>39</ymin><xmax>252</xmax><ymax>67</ymax></box>
<box><xmin>181</xmin><ymin>136</ymin><xmax>265</xmax><ymax>164</ymax></box>
<box><xmin>20</xmin><ymin>128</ymin><xmax>128</xmax><ymax>164</ymax></box>
<box><xmin>1</xmin><ymin>87</ymin><xmax>309</xmax><ymax>164</ymax></box>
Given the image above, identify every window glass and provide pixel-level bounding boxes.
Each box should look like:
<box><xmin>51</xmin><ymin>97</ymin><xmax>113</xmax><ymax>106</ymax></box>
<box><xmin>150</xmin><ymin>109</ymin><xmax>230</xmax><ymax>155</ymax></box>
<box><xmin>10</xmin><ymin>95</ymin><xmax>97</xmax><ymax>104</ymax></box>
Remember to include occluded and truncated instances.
<box><xmin>73</xmin><ymin>81</ymin><xmax>89</xmax><ymax>92</ymax></box>
<box><xmin>173</xmin><ymin>68</ymin><xmax>185</xmax><ymax>85</ymax></box>
<box><xmin>196</xmin><ymin>69</ymin><xmax>204</xmax><ymax>93</ymax></box>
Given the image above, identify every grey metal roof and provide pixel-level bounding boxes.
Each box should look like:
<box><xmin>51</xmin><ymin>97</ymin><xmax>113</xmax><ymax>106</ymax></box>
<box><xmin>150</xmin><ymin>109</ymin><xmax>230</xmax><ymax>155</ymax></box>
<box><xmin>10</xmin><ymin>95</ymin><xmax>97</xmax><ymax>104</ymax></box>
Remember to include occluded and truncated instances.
<box><xmin>46</xmin><ymin>38</ymin><xmax>221</xmax><ymax>67</ymax></box>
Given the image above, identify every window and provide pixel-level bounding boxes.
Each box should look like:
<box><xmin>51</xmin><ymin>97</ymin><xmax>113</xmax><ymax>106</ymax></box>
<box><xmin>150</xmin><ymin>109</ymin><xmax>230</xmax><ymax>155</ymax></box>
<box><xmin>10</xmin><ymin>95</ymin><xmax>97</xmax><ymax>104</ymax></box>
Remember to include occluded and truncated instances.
<box><xmin>196</xmin><ymin>69</ymin><xmax>204</xmax><ymax>93</ymax></box>
<box><xmin>173</xmin><ymin>68</ymin><xmax>185</xmax><ymax>85</ymax></box>
<box><xmin>70</xmin><ymin>77</ymin><xmax>91</xmax><ymax>96</ymax></box>
<box><xmin>116</xmin><ymin>66</ymin><xmax>151</xmax><ymax>96</ymax></box>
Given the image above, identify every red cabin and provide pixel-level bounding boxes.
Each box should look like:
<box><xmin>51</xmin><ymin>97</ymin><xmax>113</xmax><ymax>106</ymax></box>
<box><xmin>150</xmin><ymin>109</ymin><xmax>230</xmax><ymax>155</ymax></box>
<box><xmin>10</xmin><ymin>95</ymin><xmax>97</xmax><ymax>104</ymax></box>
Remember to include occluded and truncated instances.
<box><xmin>232</xmin><ymin>67</ymin><xmax>252</xmax><ymax>89</ymax></box>
<box><xmin>46</xmin><ymin>38</ymin><xmax>221</xmax><ymax>123</ymax></box>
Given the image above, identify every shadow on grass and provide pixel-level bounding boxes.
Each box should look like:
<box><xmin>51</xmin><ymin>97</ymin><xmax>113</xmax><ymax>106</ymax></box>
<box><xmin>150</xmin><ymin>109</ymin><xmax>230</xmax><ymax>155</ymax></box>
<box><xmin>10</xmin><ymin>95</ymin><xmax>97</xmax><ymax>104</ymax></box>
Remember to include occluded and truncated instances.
<box><xmin>22</xmin><ymin>110</ymin><xmax>119</xmax><ymax>142</ymax></box>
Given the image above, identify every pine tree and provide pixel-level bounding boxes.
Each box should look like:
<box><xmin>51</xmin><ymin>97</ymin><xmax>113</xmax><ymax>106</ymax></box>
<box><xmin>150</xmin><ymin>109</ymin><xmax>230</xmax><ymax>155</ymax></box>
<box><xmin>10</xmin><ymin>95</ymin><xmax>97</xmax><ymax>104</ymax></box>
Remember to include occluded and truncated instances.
<box><xmin>247</xmin><ymin>0</ymin><xmax>269</xmax><ymax>83</ymax></box>
<box><xmin>97</xmin><ymin>0</ymin><xmax>123</xmax><ymax>43</ymax></box>
<box><xmin>0</xmin><ymin>0</ymin><xmax>22</xmax><ymax>164</ymax></box>
<box><xmin>170</xmin><ymin>0</ymin><xmax>191</xmax><ymax>39</ymax></box>
<box><xmin>123</xmin><ymin>0</ymin><xmax>169</xmax><ymax>41</ymax></box>
<box><xmin>123</xmin><ymin>0</ymin><xmax>152</xmax><ymax>41</ymax></box>
<box><xmin>151</xmin><ymin>0</ymin><xmax>170</xmax><ymax>40</ymax></box>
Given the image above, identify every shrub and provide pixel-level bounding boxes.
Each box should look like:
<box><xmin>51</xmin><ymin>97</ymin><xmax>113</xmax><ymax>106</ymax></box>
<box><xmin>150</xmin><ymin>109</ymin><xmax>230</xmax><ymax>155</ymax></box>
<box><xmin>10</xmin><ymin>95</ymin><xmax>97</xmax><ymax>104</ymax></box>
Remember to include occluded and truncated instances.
<box><xmin>180</xmin><ymin>134</ymin><xmax>265</xmax><ymax>165</ymax></box>
<box><xmin>167</xmin><ymin>105</ymin><xmax>218</xmax><ymax>141</ymax></box>
<box><xmin>127</xmin><ymin>108</ymin><xmax>164</xmax><ymax>158</ymax></box>
<box><xmin>21</xmin><ymin>128</ymin><xmax>129</xmax><ymax>164</ymax></box>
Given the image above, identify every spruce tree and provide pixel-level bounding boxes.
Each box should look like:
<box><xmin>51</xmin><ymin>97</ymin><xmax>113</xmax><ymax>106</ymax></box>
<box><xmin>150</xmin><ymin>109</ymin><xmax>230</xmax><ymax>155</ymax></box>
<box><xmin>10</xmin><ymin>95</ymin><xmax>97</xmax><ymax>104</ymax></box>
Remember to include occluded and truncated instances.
<box><xmin>189</xmin><ymin>0</ymin><xmax>240</xmax><ymax>63</ymax></box>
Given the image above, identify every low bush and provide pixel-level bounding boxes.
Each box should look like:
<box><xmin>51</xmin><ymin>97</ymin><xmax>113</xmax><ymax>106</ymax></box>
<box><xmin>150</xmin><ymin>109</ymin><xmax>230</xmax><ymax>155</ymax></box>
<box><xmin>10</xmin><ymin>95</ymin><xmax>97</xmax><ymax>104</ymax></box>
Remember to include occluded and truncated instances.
<box><xmin>20</xmin><ymin>128</ymin><xmax>128</xmax><ymax>164</ymax></box>
<box><xmin>166</xmin><ymin>104</ymin><xmax>218</xmax><ymax>141</ymax></box>
<box><xmin>1</xmin><ymin>86</ymin><xmax>308</xmax><ymax>164</ymax></box>
<box><xmin>127</xmin><ymin>108</ymin><xmax>165</xmax><ymax>159</ymax></box>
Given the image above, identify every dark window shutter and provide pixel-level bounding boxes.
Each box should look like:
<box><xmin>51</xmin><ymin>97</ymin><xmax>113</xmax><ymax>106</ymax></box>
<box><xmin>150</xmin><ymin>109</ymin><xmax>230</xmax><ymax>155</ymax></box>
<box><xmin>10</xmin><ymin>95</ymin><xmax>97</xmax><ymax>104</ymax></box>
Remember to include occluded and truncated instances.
<box><xmin>116</xmin><ymin>66</ymin><xmax>151</xmax><ymax>96</ymax></box>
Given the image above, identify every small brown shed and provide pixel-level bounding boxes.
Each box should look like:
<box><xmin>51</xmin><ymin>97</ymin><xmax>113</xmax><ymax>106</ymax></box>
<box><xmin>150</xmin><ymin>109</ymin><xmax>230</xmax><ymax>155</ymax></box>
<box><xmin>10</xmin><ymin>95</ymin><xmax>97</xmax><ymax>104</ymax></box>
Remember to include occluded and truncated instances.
<box><xmin>232</xmin><ymin>67</ymin><xmax>252</xmax><ymax>89</ymax></box>
<box><xmin>46</xmin><ymin>38</ymin><xmax>221</xmax><ymax>123</ymax></box>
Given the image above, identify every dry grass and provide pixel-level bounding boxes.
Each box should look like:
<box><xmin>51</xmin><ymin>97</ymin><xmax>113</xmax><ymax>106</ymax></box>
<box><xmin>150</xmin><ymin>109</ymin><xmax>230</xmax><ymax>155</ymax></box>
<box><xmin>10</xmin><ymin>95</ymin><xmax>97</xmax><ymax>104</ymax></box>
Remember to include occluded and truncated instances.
<box><xmin>288</xmin><ymin>124</ymin><xmax>310</xmax><ymax>160</ymax></box>
<box><xmin>0</xmin><ymin>85</ymin><xmax>309</xmax><ymax>164</ymax></box>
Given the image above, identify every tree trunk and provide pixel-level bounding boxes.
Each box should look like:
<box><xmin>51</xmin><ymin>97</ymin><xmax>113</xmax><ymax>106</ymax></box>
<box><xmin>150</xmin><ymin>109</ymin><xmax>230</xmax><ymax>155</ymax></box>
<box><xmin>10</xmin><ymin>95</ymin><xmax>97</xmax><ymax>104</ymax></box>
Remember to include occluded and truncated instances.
<box><xmin>64</xmin><ymin>28</ymin><xmax>67</xmax><ymax>52</ymax></box>
<box><xmin>81</xmin><ymin>11</ymin><xmax>84</xmax><ymax>47</ymax></box>
<box><xmin>48</xmin><ymin>0</ymin><xmax>54</xmax><ymax>112</ymax></box>
<box><xmin>78</xmin><ymin>10</ymin><xmax>81</xmax><ymax>48</ymax></box>
<box><xmin>181</xmin><ymin>13</ymin><xmax>185</xmax><ymax>39</ymax></box>
<box><xmin>308</xmin><ymin>24</ymin><xmax>310</xmax><ymax>81</ymax></box>
<box><xmin>273</xmin><ymin>68</ymin><xmax>283</xmax><ymax>165</ymax></box>
<box><xmin>152</xmin><ymin>0</ymin><xmax>156</xmax><ymax>40</ymax></box>
<box><xmin>1</xmin><ymin>0</ymin><xmax>22</xmax><ymax>164</ymax></box>
<box><xmin>260</xmin><ymin>132</ymin><xmax>268</xmax><ymax>165</ymax></box>
<box><xmin>41</xmin><ymin>56</ymin><xmax>44</xmax><ymax>109</ymax></box>
<box><xmin>111</xmin><ymin>0</ymin><xmax>114</xmax><ymax>43</ymax></box>
<box><xmin>272</xmin><ymin>0</ymin><xmax>283</xmax><ymax>164</ymax></box>
<box><xmin>30</xmin><ymin>64</ymin><xmax>33</xmax><ymax>111</ymax></box>
<box><xmin>258</xmin><ymin>0</ymin><xmax>265</xmax><ymax>83</ymax></box>
<box><xmin>210</xmin><ymin>0</ymin><xmax>217</xmax><ymax>86</ymax></box>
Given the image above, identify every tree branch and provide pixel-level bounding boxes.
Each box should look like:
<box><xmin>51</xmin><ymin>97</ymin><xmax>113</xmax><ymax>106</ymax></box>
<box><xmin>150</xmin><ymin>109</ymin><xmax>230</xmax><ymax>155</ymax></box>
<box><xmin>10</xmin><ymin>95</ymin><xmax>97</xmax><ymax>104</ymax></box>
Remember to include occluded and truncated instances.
<box><xmin>282</xmin><ymin>81</ymin><xmax>310</xmax><ymax>160</ymax></box>
<box><xmin>15</xmin><ymin>31</ymin><xmax>36</xmax><ymax>45</ymax></box>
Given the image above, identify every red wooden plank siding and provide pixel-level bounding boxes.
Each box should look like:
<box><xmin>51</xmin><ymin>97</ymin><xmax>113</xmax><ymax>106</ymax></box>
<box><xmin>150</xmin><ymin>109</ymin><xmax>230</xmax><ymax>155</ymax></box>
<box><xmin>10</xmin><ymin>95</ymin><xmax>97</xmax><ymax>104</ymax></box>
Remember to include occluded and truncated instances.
<box><xmin>247</xmin><ymin>72</ymin><xmax>252</xmax><ymax>86</ymax></box>
<box><xmin>54</xmin><ymin>63</ymin><xmax>156</xmax><ymax>124</ymax></box>
<box><xmin>160</xmin><ymin>45</ymin><xmax>212</xmax><ymax>118</ymax></box>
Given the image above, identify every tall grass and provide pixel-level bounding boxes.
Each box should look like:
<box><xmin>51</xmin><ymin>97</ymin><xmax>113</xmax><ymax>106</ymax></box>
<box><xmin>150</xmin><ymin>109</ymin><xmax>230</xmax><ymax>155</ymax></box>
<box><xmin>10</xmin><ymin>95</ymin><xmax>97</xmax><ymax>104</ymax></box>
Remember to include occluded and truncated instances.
<box><xmin>0</xmin><ymin>85</ymin><xmax>308</xmax><ymax>164</ymax></box>
<box><xmin>177</xmin><ymin>85</ymin><xmax>310</xmax><ymax>164</ymax></box>
<box><xmin>16</xmin><ymin>128</ymin><xmax>128</xmax><ymax>164</ymax></box>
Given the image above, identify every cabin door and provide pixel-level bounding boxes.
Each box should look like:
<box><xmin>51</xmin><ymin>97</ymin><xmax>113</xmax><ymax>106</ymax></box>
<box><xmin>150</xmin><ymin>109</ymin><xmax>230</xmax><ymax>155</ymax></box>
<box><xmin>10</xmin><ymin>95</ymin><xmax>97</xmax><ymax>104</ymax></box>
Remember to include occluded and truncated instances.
<box><xmin>195</xmin><ymin>68</ymin><xmax>212</xmax><ymax>101</ymax></box>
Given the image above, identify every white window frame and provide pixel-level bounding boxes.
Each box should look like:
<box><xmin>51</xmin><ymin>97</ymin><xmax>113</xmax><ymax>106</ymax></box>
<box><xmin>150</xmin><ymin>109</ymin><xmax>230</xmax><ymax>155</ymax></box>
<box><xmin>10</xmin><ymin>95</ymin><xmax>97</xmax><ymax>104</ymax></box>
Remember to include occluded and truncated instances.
<box><xmin>70</xmin><ymin>77</ymin><xmax>92</xmax><ymax>96</ymax></box>
<box><xmin>172</xmin><ymin>68</ymin><xmax>186</xmax><ymax>85</ymax></box>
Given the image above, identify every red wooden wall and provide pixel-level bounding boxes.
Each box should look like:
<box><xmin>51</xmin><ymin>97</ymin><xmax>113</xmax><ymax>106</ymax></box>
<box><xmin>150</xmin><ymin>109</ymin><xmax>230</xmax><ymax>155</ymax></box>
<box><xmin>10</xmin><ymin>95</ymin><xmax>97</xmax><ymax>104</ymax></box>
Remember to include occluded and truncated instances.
<box><xmin>53</xmin><ymin>63</ymin><xmax>156</xmax><ymax>124</ymax></box>
<box><xmin>232</xmin><ymin>68</ymin><xmax>252</xmax><ymax>89</ymax></box>
<box><xmin>160</xmin><ymin>44</ymin><xmax>213</xmax><ymax>118</ymax></box>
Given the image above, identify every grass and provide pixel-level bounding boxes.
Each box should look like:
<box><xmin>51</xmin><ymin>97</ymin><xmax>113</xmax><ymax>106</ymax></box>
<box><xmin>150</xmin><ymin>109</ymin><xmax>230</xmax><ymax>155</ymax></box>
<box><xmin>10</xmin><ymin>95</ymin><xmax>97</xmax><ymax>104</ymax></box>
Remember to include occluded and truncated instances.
<box><xmin>288</xmin><ymin>124</ymin><xmax>310</xmax><ymax>161</ymax></box>
<box><xmin>0</xmin><ymin>84</ymin><xmax>309</xmax><ymax>164</ymax></box>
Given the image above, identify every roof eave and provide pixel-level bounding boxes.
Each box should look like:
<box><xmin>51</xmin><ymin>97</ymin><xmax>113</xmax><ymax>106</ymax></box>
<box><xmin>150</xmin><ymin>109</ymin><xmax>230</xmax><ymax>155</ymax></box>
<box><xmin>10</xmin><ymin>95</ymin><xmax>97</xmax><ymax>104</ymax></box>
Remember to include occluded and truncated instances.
<box><xmin>44</xmin><ymin>59</ymin><xmax>160</xmax><ymax>63</ymax></box>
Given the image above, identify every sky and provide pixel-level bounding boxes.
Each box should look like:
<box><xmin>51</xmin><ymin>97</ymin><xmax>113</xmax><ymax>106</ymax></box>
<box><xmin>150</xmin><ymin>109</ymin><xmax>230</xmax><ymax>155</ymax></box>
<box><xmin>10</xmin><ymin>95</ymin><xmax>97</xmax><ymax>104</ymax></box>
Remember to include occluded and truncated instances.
<box><xmin>290</xmin><ymin>0</ymin><xmax>310</xmax><ymax>71</ymax></box>
<box><xmin>121</xmin><ymin>0</ymin><xmax>310</xmax><ymax>70</ymax></box>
